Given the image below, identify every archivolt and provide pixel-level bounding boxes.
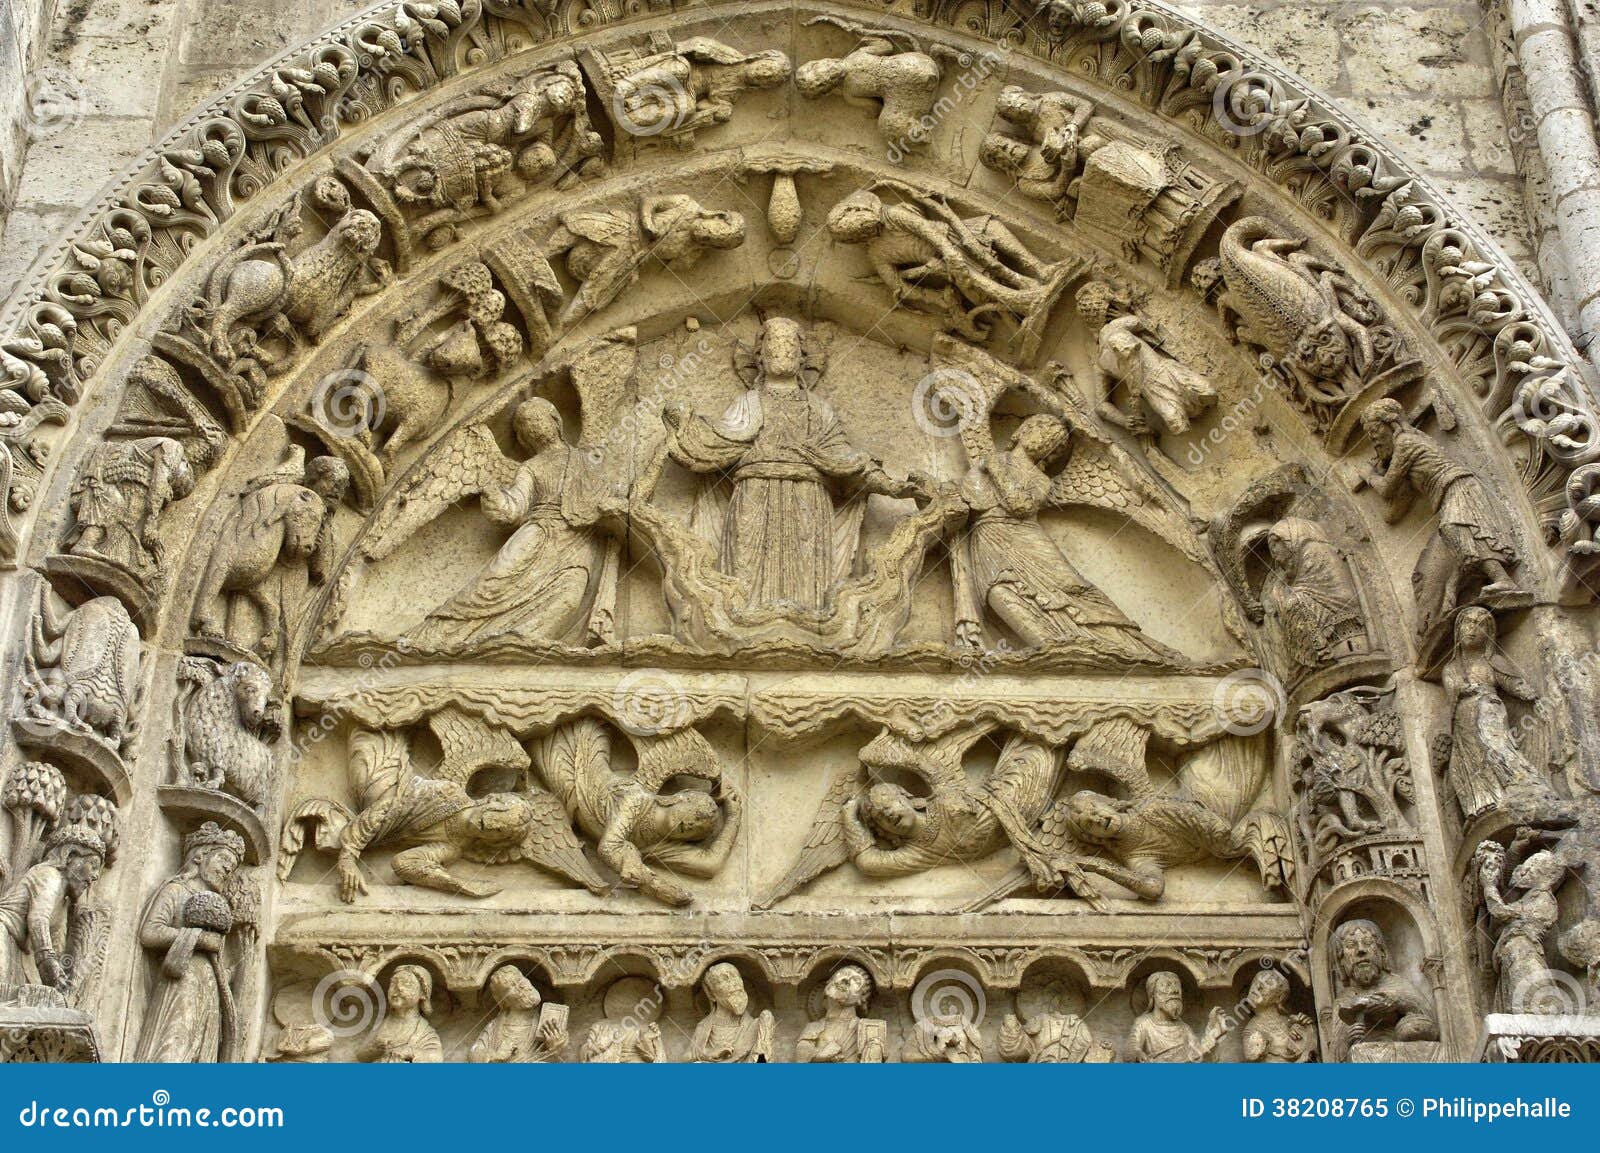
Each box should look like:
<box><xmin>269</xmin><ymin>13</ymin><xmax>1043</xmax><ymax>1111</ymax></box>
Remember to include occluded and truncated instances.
<box><xmin>0</xmin><ymin>0</ymin><xmax>1593</xmax><ymax>594</ymax></box>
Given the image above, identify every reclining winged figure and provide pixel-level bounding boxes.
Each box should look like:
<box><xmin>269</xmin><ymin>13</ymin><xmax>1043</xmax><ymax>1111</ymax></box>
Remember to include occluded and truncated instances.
<box><xmin>755</xmin><ymin>725</ymin><xmax>1104</xmax><ymax>909</ymax></box>
<box><xmin>278</xmin><ymin>711</ymin><xmax>608</xmax><ymax>902</ymax></box>
<box><xmin>964</xmin><ymin>719</ymin><xmax>1295</xmax><ymax>911</ymax></box>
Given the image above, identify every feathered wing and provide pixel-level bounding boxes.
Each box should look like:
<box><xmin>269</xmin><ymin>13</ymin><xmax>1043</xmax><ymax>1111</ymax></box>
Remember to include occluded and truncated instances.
<box><xmin>427</xmin><ymin>707</ymin><xmax>530</xmax><ymax>789</ymax></box>
<box><xmin>533</xmin><ymin>716</ymin><xmax>616</xmax><ymax>837</ymax></box>
<box><xmin>984</xmin><ymin>732</ymin><xmax>1062</xmax><ymax>826</ymax></box>
<box><xmin>1178</xmin><ymin>735</ymin><xmax>1295</xmax><ymax>894</ymax></box>
<box><xmin>752</xmin><ymin>760</ymin><xmax>867</xmax><ymax>909</ymax></box>
<box><xmin>959</xmin><ymin>792</ymin><xmax>1105</xmax><ymax>913</ymax></box>
<box><xmin>1047</xmin><ymin>436</ymin><xmax>1211</xmax><ymax>567</ymax></box>
<box><xmin>360</xmin><ymin>422</ymin><xmax>518</xmax><ymax>561</ymax></box>
<box><xmin>511</xmin><ymin>787</ymin><xmax>610</xmax><ymax>894</ymax></box>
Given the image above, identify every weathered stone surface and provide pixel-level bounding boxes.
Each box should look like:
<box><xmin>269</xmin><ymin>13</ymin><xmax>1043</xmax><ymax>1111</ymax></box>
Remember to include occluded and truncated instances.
<box><xmin>0</xmin><ymin>0</ymin><xmax>1596</xmax><ymax>1070</ymax></box>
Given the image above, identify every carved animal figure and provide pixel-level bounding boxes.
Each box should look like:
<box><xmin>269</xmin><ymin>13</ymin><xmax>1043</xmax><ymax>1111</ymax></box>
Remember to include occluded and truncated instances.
<box><xmin>796</xmin><ymin>19</ymin><xmax>952</xmax><ymax>150</ymax></box>
<box><xmin>176</xmin><ymin>658</ymin><xmax>282</xmax><ymax>808</ymax></box>
<box><xmin>27</xmin><ymin>593</ymin><xmax>141</xmax><ymax>749</ymax></box>
<box><xmin>201</xmin><ymin>193</ymin><xmax>390</xmax><ymax>361</ymax></box>
<box><xmin>191</xmin><ymin>446</ymin><xmax>349</xmax><ymax>656</ymax></box>
<box><xmin>1206</xmin><ymin>216</ymin><xmax>1374</xmax><ymax>410</ymax></box>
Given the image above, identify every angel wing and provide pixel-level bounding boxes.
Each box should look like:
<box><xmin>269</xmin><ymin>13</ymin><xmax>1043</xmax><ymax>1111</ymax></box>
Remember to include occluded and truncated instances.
<box><xmin>984</xmin><ymin>732</ymin><xmax>1062</xmax><ymax>826</ymax></box>
<box><xmin>427</xmin><ymin>707</ymin><xmax>529</xmax><ymax>789</ymax></box>
<box><xmin>463</xmin><ymin>785</ymin><xmax>609</xmax><ymax>894</ymax></box>
<box><xmin>360</xmin><ymin>421</ymin><xmax>518</xmax><ymax>561</ymax></box>
<box><xmin>752</xmin><ymin>758</ymin><xmax>867</xmax><ymax>909</ymax></box>
<box><xmin>1048</xmin><ymin>432</ymin><xmax>1211</xmax><ymax>567</ymax></box>
<box><xmin>1176</xmin><ymin>735</ymin><xmax>1295</xmax><ymax>894</ymax></box>
<box><xmin>958</xmin><ymin>793</ymin><xmax>1107</xmax><ymax>912</ymax></box>
<box><xmin>533</xmin><ymin>716</ymin><xmax>617</xmax><ymax>837</ymax></box>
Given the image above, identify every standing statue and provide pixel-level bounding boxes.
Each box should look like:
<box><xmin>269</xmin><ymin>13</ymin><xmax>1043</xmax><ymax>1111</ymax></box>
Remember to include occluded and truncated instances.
<box><xmin>537</xmin><ymin>718</ymin><xmax>740</xmax><ymax>907</ymax></box>
<box><xmin>1360</xmin><ymin>400</ymin><xmax>1524</xmax><ymax>637</ymax></box>
<box><xmin>795</xmin><ymin>964</ymin><xmax>887</xmax><ymax>1063</ymax></box>
<box><xmin>1125</xmin><ymin>971</ymin><xmax>1226</xmax><ymax>1062</ymax></box>
<box><xmin>191</xmin><ymin>444</ymin><xmax>349</xmax><ymax>657</ymax></box>
<box><xmin>1076</xmin><ymin>281</ymin><xmax>1215</xmax><ymax>440</ymax></box>
<box><xmin>469</xmin><ymin>965</ymin><xmax>569</xmax><ymax>1063</ymax></box>
<box><xmin>826</xmin><ymin>183</ymin><xmax>1078</xmax><ymax>359</ymax></box>
<box><xmin>1328</xmin><ymin>918</ymin><xmax>1439</xmax><ymax>1060</ymax></box>
<box><xmin>689</xmin><ymin>963</ymin><xmax>775</xmax><ymax>1063</ymax></box>
<box><xmin>133</xmin><ymin>822</ymin><xmax>246</xmax><ymax>1063</ymax></box>
<box><xmin>357</xmin><ymin>964</ymin><xmax>442</xmax><ymax>1063</ymax></box>
<box><xmin>1437</xmin><ymin>607</ymin><xmax>1555</xmax><ymax>821</ymax></box>
<box><xmin>661</xmin><ymin>317</ymin><xmax>927</xmax><ymax>614</ymax></box>
<box><xmin>1475</xmin><ymin>840</ymin><xmax>1567</xmax><ymax>1014</ymax></box>
<box><xmin>795</xmin><ymin>18</ymin><xmax>956</xmax><ymax>152</ymax></box>
<box><xmin>1251</xmin><ymin>517</ymin><xmax>1366</xmax><ymax>672</ymax></box>
<box><xmin>64</xmin><ymin>435</ymin><xmax>195</xmax><ymax>582</ymax></box>
<box><xmin>1240</xmin><ymin>970</ymin><xmax>1316</xmax><ymax>1062</ymax></box>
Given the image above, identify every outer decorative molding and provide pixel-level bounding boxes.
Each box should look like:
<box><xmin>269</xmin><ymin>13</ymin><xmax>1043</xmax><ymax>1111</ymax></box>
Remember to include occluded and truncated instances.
<box><xmin>0</xmin><ymin>0</ymin><xmax>1595</xmax><ymax>583</ymax></box>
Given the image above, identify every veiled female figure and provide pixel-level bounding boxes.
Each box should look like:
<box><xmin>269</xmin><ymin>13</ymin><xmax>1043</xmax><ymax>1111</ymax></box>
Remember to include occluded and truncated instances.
<box><xmin>662</xmin><ymin>318</ymin><xmax>922</xmax><ymax>614</ymax></box>
<box><xmin>1255</xmin><ymin>517</ymin><xmax>1365</xmax><ymax>670</ymax></box>
<box><xmin>134</xmin><ymin>823</ymin><xmax>243</xmax><ymax>1063</ymax></box>
<box><xmin>412</xmin><ymin>398</ymin><xmax>612</xmax><ymax>648</ymax></box>
<box><xmin>954</xmin><ymin>413</ymin><xmax>1177</xmax><ymax>661</ymax></box>
<box><xmin>689</xmin><ymin>962</ymin><xmax>774</xmax><ymax>1063</ymax></box>
<box><xmin>1440</xmin><ymin>607</ymin><xmax>1551</xmax><ymax>820</ymax></box>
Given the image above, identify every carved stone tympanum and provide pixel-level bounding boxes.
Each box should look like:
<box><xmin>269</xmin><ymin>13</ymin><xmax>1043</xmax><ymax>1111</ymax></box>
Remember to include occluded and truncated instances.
<box><xmin>3</xmin><ymin>0</ymin><xmax>1599</xmax><ymax>1070</ymax></box>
